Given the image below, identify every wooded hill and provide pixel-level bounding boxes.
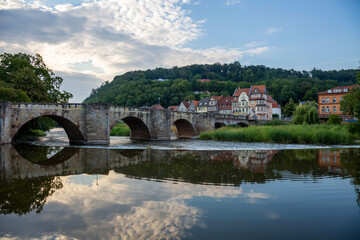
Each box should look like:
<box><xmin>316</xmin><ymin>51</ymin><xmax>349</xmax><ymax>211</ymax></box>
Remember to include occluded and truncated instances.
<box><xmin>83</xmin><ymin>62</ymin><xmax>359</xmax><ymax>108</ymax></box>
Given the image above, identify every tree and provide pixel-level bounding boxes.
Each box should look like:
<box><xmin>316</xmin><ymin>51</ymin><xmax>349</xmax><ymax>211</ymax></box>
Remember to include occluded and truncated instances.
<box><xmin>340</xmin><ymin>72</ymin><xmax>360</xmax><ymax>119</ymax></box>
<box><xmin>327</xmin><ymin>114</ymin><xmax>341</xmax><ymax>124</ymax></box>
<box><xmin>0</xmin><ymin>52</ymin><xmax>72</xmax><ymax>102</ymax></box>
<box><xmin>283</xmin><ymin>98</ymin><xmax>296</xmax><ymax>117</ymax></box>
<box><xmin>293</xmin><ymin>103</ymin><xmax>319</xmax><ymax>124</ymax></box>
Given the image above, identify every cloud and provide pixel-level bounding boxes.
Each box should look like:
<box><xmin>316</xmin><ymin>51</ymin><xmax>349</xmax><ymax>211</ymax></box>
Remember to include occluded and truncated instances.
<box><xmin>245</xmin><ymin>46</ymin><xmax>270</xmax><ymax>56</ymax></box>
<box><xmin>0</xmin><ymin>0</ymin><xmax>269</xmax><ymax>102</ymax></box>
<box><xmin>226</xmin><ymin>0</ymin><xmax>242</xmax><ymax>6</ymax></box>
<box><xmin>265</xmin><ymin>27</ymin><xmax>282</xmax><ymax>35</ymax></box>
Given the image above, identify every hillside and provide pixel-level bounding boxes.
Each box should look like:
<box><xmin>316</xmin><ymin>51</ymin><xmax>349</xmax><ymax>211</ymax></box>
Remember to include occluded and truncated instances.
<box><xmin>83</xmin><ymin>62</ymin><xmax>359</xmax><ymax>107</ymax></box>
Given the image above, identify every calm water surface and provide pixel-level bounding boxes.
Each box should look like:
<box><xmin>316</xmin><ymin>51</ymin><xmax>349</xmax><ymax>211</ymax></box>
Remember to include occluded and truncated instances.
<box><xmin>0</xmin><ymin>129</ymin><xmax>360</xmax><ymax>239</ymax></box>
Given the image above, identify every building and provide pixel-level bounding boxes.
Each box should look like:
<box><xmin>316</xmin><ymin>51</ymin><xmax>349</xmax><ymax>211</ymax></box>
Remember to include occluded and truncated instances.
<box><xmin>232</xmin><ymin>88</ymin><xmax>250</xmax><ymax>116</ymax></box>
<box><xmin>208</xmin><ymin>96</ymin><xmax>223</xmax><ymax>112</ymax></box>
<box><xmin>272</xmin><ymin>102</ymin><xmax>281</xmax><ymax>119</ymax></box>
<box><xmin>317</xmin><ymin>85</ymin><xmax>357</xmax><ymax>119</ymax></box>
<box><xmin>178</xmin><ymin>101</ymin><xmax>190</xmax><ymax>112</ymax></box>
<box><xmin>218</xmin><ymin>96</ymin><xmax>232</xmax><ymax>114</ymax></box>
<box><xmin>198</xmin><ymin>79</ymin><xmax>210</xmax><ymax>83</ymax></box>
<box><xmin>168</xmin><ymin>105</ymin><xmax>178</xmax><ymax>111</ymax></box>
<box><xmin>189</xmin><ymin>100</ymin><xmax>199</xmax><ymax>112</ymax></box>
<box><xmin>197</xmin><ymin>97</ymin><xmax>210</xmax><ymax>113</ymax></box>
<box><xmin>150</xmin><ymin>104</ymin><xmax>164</xmax><ymax>110</ymax></box>
<box><xmin>248</xmin><ymin>85</ymin><xmax>273</xmax><ymax>120</ymax></box>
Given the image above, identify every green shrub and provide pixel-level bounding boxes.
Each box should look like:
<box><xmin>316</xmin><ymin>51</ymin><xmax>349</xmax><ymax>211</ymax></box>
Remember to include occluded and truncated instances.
<box><xmin>327</xmin><ymin>115</ymin><xmax>342</xmax><ymax>124</ymax></box>
<box><xmin>263</xmin><ymin>120</ymin><xmax>284</xmax><ymax>126</ymax></box>
<box><xmin>110</xmin><ymin>122</ymin><xmax>131</xmax><ymax>136</ymax></box>
<box><xmin>347</xmin><ymin>121</ymin><xmax>360</xmax><ymax>137</ymax></box>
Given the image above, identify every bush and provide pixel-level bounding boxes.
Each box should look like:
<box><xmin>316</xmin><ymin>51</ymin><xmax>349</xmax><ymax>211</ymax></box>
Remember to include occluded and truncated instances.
<box><xmin>347</xmin><ymin>121</ymin><xmax>360</xmax><ymax>137</ymax></box>
<box><xmin>110</xmin><ymin>122</ymin><xmax>131</xmax><ymax>136</ymax></box>
<box><xmin>327</xmin><ymin>115</ymin><xmax>342</xmax><ymax>124</ymax></box>
<box><xmin>293</xmin><ymin>104</ymin><xmax>319</xmax><ymax>124</ymax></box>
<box><xmin>263</xmin><ymin>120</ymin><xmax>284</xmax><ymax>126</ymax></box>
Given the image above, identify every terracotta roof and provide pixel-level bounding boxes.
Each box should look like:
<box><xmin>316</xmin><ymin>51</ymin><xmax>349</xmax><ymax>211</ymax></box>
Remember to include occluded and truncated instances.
<box><xmin>192</xmin><ymin>100</ymin><xmax>200</xmax><ymax>107</ymax></box>
<box><xmin>198</xmin><ymin>79</ymin><xmax>210</xmax><ymax>82</ymax></box>
<box><xmin>233</xmin><ymin>88</ymin><xmax>250</xmax><ymax>97</ymax></box>
<box><xmin>267</xmin><ymin>95</ymin><xmax>273</xmax><ymax>103</ymax></box>
<box><xmin>219</xmin><ymin>96</ymin><xmax>233</xmax><ymax>110</ymax></box>
<box><xmin>317</xmin><ymin>85</ymin><xmax>358</xmax><ymax>95</ymax></box>
<box><xmin>272</xmin><ymin>102</ymin><xmax>280</xmax><ymax>108</ymax></box>
<box><xmin>250</xmin><ymin>85</ymin><xmax>266</xmax><ymax>94</ymax></box>
<box><xmin>211</xmin><ymin>96</ymin><xmax>223</xmax><ymax>101</ymax></box>
<box><xmin>182</xmin><ymin>101</ymin><xmax>190</xmax><ymax>108</ymax></box>
<box><xmin>168</xmin><ymin>105</ymin><xmax>178</xmax><ymax>111</ymax></box>
<box><xmin>150</xmin><ymin>104</ymin><xmax>164</xmax><ymax>109</ymax></box>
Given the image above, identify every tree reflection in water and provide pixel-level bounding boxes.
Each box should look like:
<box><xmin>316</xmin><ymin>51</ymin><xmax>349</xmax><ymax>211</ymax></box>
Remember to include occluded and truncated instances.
<box><xmin>0</xmin><ymin>176</ymin><xmax>63</xmax><ymax>215</ymax></box>
<box><xmin>0</xmin><ymin>144</ymin><xmax>360</xmax><ymax>215</ymax></box>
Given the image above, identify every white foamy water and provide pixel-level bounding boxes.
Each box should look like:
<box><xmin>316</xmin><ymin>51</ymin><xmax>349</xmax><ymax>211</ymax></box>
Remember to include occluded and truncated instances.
<box><xmin>31</xmin><ymin>128</ymin><xmax>360</xmax><ymax>151</ymax></box>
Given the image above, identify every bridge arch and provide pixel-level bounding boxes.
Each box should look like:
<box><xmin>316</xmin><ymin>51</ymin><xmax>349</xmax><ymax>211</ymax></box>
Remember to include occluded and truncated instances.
<box><xmin>215</xmin><ymin>122</ymin><xmax>227</xmax><ymax>129</ymax></box>
<box><xmin>12</xmin><ymin>115</ymin><xmax>85</xmax><ymax>145</ymax></box>
<box><xmin>111</xmin><ymin>116</ymin><xmax>151</xmax><ymax>140</ymax></box>
<box><xmin>237</xmin><ymin>121</ymin><xmax>249</xmax><ymax>127</ymax></box>
<box><xmin>173</xmin><ymin>119</ymin><xmax>196</xmax><ymax>138</ymax></box>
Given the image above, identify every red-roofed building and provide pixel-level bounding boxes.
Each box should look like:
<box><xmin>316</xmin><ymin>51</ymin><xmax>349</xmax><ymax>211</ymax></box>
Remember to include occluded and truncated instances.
<box><xmin>178</xmin><ymin>101</ymin><xmax>190</xmax><ymax>112</ymax></box>
<box><xmin>198</xmin><ymin>79</ymin><xmax>211</xmax><ymax>83</ymax></box>
<box><xmin>232</xmin><ymin>88</ymin><xmax>250</xmax><ymax>116</ymax></box>
<box><xmin>150</xmin><ymin>104</ymin><xmax>165</xmax><ymax>110</ymax></box>
<box><xmin>272</xmin><ymin>102</ymin><xmax>281</xmax><ymax>119</ymax></box>
<box><xmin>168</xmin><ymin>105</ymin><xmax>178</xmax><ymax>111</ymax></box>
<box><xmin>317</xmin><ymin>85</ymin><xmax>357</xmax><ymax>119</ymax></box>
<box><xmin>189</xmin><ymin>100</ymin><xmax>200</xmax><ymax>112</ymax></box>
<box><xmin>248</xmin><ymin>85</ymin><xmax>273</xmax><ymax>120</ymax></box>
<box><xmin>208</xmin><ymin>96</ymin><xmax>223</xmax><ymax>112</ymax></box>
<box><xmin>218</xmin><ymin>96</ymin><xmax>232</xmax><ymax>114</ymax></box>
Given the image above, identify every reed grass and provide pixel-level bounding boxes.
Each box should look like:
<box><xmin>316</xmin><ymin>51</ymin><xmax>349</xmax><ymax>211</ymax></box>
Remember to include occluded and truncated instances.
<box><xmin>199</xmin><ymin>124</ymin><xmax>354</xmax><ymax>145</ymax></box>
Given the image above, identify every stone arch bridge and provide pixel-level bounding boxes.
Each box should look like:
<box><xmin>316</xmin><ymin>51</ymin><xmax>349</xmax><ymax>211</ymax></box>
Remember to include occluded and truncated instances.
<box><xmin>0</xmin><ymin>102</ymin><xmax>256</xmax><ymax>145</ymax></box>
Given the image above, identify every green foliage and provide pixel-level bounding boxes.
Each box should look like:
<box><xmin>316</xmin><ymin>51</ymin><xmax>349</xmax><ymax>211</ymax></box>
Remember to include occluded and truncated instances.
<box><xmin>293</xmin><ymin>104</ymin><xmax>319</xmax><ymax>124</ymax></box>
<box><xmin>83</xmin><ymin>62</ymin><xmax>359</xmax><ymax>108</ymax></box>
<box><xmin>346</xmin><ymin>121</ymin><xmax>360</xmax><ymax>137</ymax></box>
<box><xmin>283</xmin><ymin>98</ymin><xmax>296</xmax><ymax>117</ymax></box>
<box><xmin>272</xmin><ymin>113</ymin><xmax>279</xmax><ymax>119</ymax></box>
<box><xmin>340</xmin><ymin>85</ymin><xmax>360</xmax><ymax>119</ymax></box>
<box><xmin>110</xmin><ymin>122</ymin><xmax>131</xmax><ymax>136</ymax></box>
<box><xmin>0</xmin><ymin>87</ymin><xmax>30</xmax><ymax>102</ymax></box>
<box><xmin>327</xmin><ymin>114</ymin><xmax>342</xmax><ymax>124</ymax></box>
<box><xmin>0</xmin><ymin>52</ymin><xmax>72</xmax><ymax>102</ymax></box>
<box><xmin>199</xmin><ymin>124</ymin><xmax>354</xmax><ymax>145</ymax></box>
<box><xmin>0</xmin><ymin>176</ymin><xmax>63</xmax><ymax>215</ymax></box>
<box><xmin>263</xmin><ymin>120</ymin><xmax>285</xmax><ymax>126</ymax></box>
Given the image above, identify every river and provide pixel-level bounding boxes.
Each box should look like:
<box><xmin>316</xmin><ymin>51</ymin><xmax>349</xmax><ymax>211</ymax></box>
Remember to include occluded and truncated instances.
<box><xmin>0</xmin><ymin>128</ymin><xmax>359</xmax><ymax>239</ymax></box>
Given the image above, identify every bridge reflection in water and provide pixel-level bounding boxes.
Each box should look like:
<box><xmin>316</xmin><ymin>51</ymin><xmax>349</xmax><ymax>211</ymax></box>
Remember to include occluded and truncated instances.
<box><xmin>1</xmin><ymin>146</ymin><xmax>359</xmax><ymax>206</ymax></box>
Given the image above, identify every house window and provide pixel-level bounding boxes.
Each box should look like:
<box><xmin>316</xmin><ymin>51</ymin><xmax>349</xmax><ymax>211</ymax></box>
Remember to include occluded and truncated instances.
<box><xmin>326</xmin><ymin>107</ymin><xmax>329</xmax><ymax>113</ymax></box>
<box><xmin>251</xmin><ymin>101</ymin><xmax>254</xmax><ymax>105</ymax></box>
<box><xmin>333</xmin><ymin>106</ymin><xmax>336</xmax><ymax>113</ymax></box>
<box><xmin>340</xmin><ymin>97</ymin><xmax>343</xmax><ymax>101</ymax></box>
<box><xmin>326</xmin><ymin>97</ymin><xmax>329</xmax><ymax>103</ymax></box>
<box><xmin>322</xmin><ymin>107</ymin><xmax>325</xmax><ymax>112</ymax></box>
<box><xmin>333</xmin><ymin>97</ymin><xmax>336</xmax><ymax>103</ymax></box>
<box><xmin>322</xmin><ymin>98</ymin><xmax>325</xmax><ymax>103</ymax></box>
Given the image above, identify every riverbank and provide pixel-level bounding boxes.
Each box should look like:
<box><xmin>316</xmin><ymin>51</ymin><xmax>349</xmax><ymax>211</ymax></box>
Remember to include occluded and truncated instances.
<box><xmin>199</xmin><ymin>124</ymin><xmax>356</xmax><ymax>145</ymax></box>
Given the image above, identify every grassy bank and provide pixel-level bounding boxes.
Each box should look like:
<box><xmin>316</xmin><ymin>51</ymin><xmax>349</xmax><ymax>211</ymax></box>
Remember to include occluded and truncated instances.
<box><xmin>110</xmin><ymin>122</ymin><xmax>130</xmax><ymax>136</ymax></box>
<box><xmin>199</xmin><ymin>124</ymin><xmax>355</xmax><ymax>145</ymax></box>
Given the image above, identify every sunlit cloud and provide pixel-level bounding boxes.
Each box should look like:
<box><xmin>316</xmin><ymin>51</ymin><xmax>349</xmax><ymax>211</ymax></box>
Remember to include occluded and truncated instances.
<box><xmin>0</xmin><ymin>0</ymin><xmax>269</xmax><ymax>102</ymax></box>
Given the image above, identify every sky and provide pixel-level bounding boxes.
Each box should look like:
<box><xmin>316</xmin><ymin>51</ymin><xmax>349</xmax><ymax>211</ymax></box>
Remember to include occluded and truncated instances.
<box><xmin>0</xmin><ymin>0</ymin><xmax>359</xmax><ymax>103</ymax></box>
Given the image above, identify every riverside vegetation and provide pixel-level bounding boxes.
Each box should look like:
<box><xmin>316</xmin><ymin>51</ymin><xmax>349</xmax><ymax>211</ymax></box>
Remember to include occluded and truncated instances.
<box><xmin>199</xmin><ymin>124</ymin><xmax>356</xmax><ymax>145</ymax></box>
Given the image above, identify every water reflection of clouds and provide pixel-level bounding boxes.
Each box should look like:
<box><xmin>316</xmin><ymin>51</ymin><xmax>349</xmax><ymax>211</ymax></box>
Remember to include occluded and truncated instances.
<box><xmin>37</xmin><ymin>171</ymin><xmax>271</xmax><ymax>239</ymax></box>
<box><xmin>1</xmin><ymin>172</ymin><xmax>270</xmax><ymax>239</ymax></box>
